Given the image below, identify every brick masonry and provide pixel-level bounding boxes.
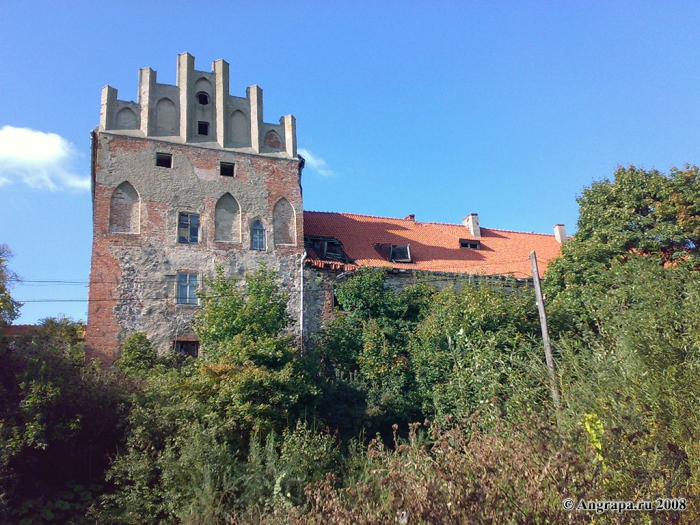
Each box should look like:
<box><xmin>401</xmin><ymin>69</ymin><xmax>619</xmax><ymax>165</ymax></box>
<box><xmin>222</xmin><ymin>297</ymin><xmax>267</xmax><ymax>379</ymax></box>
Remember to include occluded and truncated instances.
<box><xmin>86</xmin><ymin>132</ymin><xmax>303</xmax><ymax>362</ymax></box>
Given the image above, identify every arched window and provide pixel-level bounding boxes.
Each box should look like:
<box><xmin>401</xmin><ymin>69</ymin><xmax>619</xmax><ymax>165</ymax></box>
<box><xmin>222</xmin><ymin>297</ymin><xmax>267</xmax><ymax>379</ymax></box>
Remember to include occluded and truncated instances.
<box><xmin>251</xmin><ymin>220</ymin><xmax>266</xmax><ymax>251</ymax></box>
<box><xmin>109</xmin><ymin>181</ymin><xmax>140</xmax><ymax>233</ymax></box>
<box><xmin>214</xmin><ymin>193</ymin><xmax>241</xmax><ymax>242</ymax></box>
<box><xmin>273</xmin><ymin>198</ymin><xmax>295</xmax><ymax>245</ymax></box>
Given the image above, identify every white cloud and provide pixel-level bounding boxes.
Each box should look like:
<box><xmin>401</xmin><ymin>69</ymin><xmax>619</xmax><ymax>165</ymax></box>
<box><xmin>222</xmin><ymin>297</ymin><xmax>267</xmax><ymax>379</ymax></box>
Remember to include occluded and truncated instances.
<box><xmin>298</xmin><ymin>148</ymin><xmax>334</xmax><ymax>178</ymax></box>
<box><xmin>0</xmin><ymin>126</ymin><xmax>90</xmax><ymax>191</ymax></box>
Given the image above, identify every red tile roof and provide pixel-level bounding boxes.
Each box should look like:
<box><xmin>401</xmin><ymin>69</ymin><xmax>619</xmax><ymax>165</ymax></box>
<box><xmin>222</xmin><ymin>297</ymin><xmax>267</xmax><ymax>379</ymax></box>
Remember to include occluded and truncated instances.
<box><xmin>303</xmin><ymin>211</ymin><xmax>562</xmax><ymax>278</ymax></box>
<box><xmin>1</xmin><ymin>324</ymin><xmax>38</xmax><ymax>337</ymax></box>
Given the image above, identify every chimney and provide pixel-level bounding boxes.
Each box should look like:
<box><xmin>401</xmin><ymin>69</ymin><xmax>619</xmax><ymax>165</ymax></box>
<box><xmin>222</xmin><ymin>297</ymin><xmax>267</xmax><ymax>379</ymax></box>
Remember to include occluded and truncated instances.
<box><xmin>462</xmin><ymin>213</ymin><xmax>480</xmax><ymax>238</ymax></box>
<box><xmin>553</xmin><ymin>224</ymin><xmax>567</xmax><ymax>243</ymax></box>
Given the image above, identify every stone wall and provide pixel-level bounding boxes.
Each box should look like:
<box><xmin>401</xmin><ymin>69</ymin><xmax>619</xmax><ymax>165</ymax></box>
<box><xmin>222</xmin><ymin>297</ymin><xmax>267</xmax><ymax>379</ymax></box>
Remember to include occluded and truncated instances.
<box><xmin>301</xmin><ymin>266</ymin><xmax>532</xmax><ymax>337</ymax></box>
<box><xmin>86</xmin><ymin>132</ymin><xmax>303</xmax><ymax>362</ymax></box>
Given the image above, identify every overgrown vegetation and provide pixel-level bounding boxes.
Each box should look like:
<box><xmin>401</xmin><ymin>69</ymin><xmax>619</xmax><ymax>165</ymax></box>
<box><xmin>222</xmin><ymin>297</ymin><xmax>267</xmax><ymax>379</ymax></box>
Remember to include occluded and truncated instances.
<box><xmin>2</xmin><ymin>165</ymin><xmax>700</xmax><ymax>523</ymax></box>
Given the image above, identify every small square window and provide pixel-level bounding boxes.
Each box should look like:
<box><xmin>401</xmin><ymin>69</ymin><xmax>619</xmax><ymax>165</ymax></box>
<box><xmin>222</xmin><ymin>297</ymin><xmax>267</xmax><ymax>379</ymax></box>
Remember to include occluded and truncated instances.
<box><xmin>178</xmin><ymin>213</ymin><xmax>200</xmax><ymax>244</ymax></box>
<box><xmin>156</xmin><ymin>153</ymin><xmax>172</xmax><ymax>168</ymax></box>
<box><xmin>198</xmin><ymin>121</ymin><xmax>209</xmax><ymax>136</ymax></box>
<box><xmin>220</xmin><ymin>162</ymin><xmax>235</xmax><ymax>177</ymax></box>
<box><xmin>176</xmin><ymin>272</ymin><xmax>199</xmax><ymax>305</ymax></box>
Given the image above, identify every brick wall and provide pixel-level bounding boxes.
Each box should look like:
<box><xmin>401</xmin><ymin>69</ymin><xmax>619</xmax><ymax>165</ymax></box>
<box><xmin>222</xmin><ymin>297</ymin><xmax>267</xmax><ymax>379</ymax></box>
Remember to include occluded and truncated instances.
<box><xmin>86</xmin><ymin>132</ymin><xmax>303</xmax><ymax>363</ymax></box>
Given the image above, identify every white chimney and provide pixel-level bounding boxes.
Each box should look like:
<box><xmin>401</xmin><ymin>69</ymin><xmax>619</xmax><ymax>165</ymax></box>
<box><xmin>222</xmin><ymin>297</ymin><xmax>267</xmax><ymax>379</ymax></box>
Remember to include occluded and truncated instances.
<box><xmin>553</xmin><ymin>224</ymin><xmax>567</xmax><ymax>243</ymax></box>
<box><xmin>462</xmin><ymin>213</ymin><xmax>480</xmax><ymax>238</ymax></box>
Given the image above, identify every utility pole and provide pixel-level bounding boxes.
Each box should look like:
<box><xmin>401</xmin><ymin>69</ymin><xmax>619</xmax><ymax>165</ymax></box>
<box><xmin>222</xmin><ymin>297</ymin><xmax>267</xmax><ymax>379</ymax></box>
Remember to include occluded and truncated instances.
<box><xmin>529</xmin><ymin>251</ymin><xmax>562</xmax><ymax>413</ymax></box>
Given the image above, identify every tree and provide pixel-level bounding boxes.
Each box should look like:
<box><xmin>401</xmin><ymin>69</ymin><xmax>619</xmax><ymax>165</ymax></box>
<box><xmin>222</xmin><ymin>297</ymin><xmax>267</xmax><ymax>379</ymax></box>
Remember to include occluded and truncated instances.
<box><xmin>0</xmin><ymin>317</ymin><xmax>125</xmax><ymax>524</ymax></box>
<box><xmin>544</xmin><ymin>164</ymin><xmax>700</xmax><ymax>331</ymax></box>
<box><xmin>0</xmin><ymin>244</ymin><xmax>21</xmax><ymax>327</ymax></box>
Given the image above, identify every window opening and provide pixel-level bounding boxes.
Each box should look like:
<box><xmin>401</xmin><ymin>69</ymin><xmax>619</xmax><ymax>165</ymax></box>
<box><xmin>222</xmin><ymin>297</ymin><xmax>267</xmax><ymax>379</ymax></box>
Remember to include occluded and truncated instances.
<box><xmin>174</xmin><ymin>340</ymin><xmax>199</xmax><ymax>357</ymax></box>
<box><xmin>156</xmin><ymin>153</ymin><xmax>172</xmax><ymax>168</ymax></box>
<box><xmin>198</xmin><ymin>121</ymin><xmax>209</xmax><ymax>136</ymax></box>
<box><xmin>389</xmin><ymin>244</ymin><xmax>412</xmax><ymax>263</ymax></box>
<box><xmin>178</xmin><ymin>213</ymin><xmax>200</xmax><ymax>244</ymax></box>
<box><xmin>220</xmin><ymin>162</ymin><xmax>235</xmax><ymax>177</ymax></box>
<box><xmin>176</xmin><ymin>273</ymin><xmax>199</xmax><ymax>305</ymax></box>
<box><xmin>304</xmin><ymin>235</ymin><xmax>352</xmax><ymax>264</ymax></box>
<box><xmin>196</xmin><ymin>91</ymin><xmax>210</xmax><ymax>105</ymax></box>
<box><xmin>251</xmin><ymin>220</ymin><xmax>266</xmax><ymax>251</ymax></box>
<box><xmin>460</xmin><ymin>240</ymin><xmax>481</xmax><ymax>249</ymax></box>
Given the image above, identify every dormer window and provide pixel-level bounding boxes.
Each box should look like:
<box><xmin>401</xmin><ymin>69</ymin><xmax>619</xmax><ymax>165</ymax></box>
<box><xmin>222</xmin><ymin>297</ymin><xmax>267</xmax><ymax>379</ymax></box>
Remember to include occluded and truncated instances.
<box><xmin>460</xmin><ymin>240</ymin><xmax>480</xmax><ymax>249</ymax></box>
<box><xmin>389</xmin><ymin>244</ymin><xmax>412</xmax><ymax>263</ymax></box>
<box><xmin>196</xmin><ymin>92</ymin><xmax>210</xmax><ymax>105</ymax></box>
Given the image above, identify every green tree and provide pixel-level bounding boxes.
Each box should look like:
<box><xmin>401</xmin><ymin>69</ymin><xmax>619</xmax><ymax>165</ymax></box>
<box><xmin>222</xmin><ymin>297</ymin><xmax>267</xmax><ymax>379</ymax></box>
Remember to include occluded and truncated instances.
<box><xmin>102</xmin><ymin>266</ymin><xmax>320</xmax><ymax>523</ymax></box>
<box><xmin>0</xmin><ymin>317</ymin><xmax>125</xmax><ymax>524</ymax></box>
<box><xmin>0</xmin><ymin>244</ymin><xmax>21</xmax><ymax>327</ymax></box>
<box><xmin>409</xmin><ymin>281</ymin><xmax>542</xmax><ymax>422</ymax></box>
<box><xmin>544</xmin><ymin>164</ymin><xmax>700</xmax><ymax>331</ymax></box>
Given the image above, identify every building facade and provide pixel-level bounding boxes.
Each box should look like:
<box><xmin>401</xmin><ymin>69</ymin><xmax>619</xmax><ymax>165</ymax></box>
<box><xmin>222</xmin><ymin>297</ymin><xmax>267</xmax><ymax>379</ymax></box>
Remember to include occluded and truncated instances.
<box><xmin>86</xmin><ymin>53</ymin><xmax>303</xmax><ymax>362</ymax></box>
<box><xmin>86</xmin><ymin>53</ymin><xmax>565</xmax><ymax>363</ymax></box>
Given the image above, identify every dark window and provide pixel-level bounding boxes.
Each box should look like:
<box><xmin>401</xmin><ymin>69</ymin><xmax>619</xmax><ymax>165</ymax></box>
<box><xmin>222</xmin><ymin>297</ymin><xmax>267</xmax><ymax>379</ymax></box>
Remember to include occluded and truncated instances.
<box><xmin>174</xmin><ymin>340</ymin><xmax>199</xmax><ymax>357</ymax></box>
<box><xmin>220</xmin><ymin>162</ymin><xmax>235</xmax><ymax>177</ymax></box>
<box><xmin>176</xmin><ymin>273</ymin><xmax>199</xmax><ymax>305</ymax></box>
<box><xmin>178</xmin><ymin>213</ymin><xmax>200</xmax><ymax>244</ymax></box>
<box><xmin>156</xmin><ymin>153</ymin><xmax>172</xmax><ymax>168</ymax></box>
<box><xmin>304</xmin><ymin>236</ymin><xmax>353</xmax><ymax>264</ymax></box>
<box><xmin>460</xmin><ymin>240</ymin><xmax>480</xmax><ymax>249</ymax></box>
<box><xmin>198</xmin><ymin>121</ymin><xmax>209</xmax><ymax>136</ymax></box>
<box><xmin>196</xmin><ymin>92</ymin><xmax>210</xmax><ymax>105</ymax></box>
<box><xmin>251</xmin><ymin>220</ymin><xmax>266</xmax><ymax>250</ymax></box>
<box><xmin>389</xmin><ymin>244</ymin><xmax>412</xmax><ymax>263</ymax></box>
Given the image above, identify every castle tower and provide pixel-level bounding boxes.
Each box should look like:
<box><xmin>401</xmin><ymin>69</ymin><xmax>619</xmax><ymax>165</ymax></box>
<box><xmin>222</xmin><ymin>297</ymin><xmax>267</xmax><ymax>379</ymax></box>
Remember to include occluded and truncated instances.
<box><xmin>87</xmin><ymin>53</ymin><xmax>303</xmax><ymax>362</ymax></box>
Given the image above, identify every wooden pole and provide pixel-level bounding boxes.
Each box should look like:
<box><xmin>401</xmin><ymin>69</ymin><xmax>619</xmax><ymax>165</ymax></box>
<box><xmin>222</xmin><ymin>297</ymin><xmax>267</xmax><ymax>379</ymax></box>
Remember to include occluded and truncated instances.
<box><xmin>529</xmin><ymin>251</ymin><xmax>562</xmax><ymax>412</ymax></box>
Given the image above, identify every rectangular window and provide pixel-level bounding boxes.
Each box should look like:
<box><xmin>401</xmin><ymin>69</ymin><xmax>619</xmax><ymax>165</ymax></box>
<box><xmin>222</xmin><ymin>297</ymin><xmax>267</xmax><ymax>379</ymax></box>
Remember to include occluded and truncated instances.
<box><xmin>178</xmin><ymin>213</ymin><xmax>199</xmax><ymax>244</ymax></box>
<box><xmin>156</xmin><ymin>153</ymin><xmax>172</xmax><ymax>168</ymax></box>
<box><xmin>251</xmin><ymin>220</ymin><xmax>266</xmax><ymax>251</ymax></box>
<box><xmin>176</xmin><ymin>272</ymin><xmax>199</xmax><ymax>305</ymax></box>
<box><xmin>460</xmin><ymin>240</ymin><xmax>481</xmax><ymax>249</ymax></box>
<box><xmin>173</xmin><ymin>340</ymin><xmax>199</xmax><ymax>357</ymax></box>
<box><xmin>198</xmin><ymin>121</ymin><xmax>209</xmax><ymax>136</ymax></box>
<box><xmin>220</xmin><ymin>162</ymin><xmax>235</xmax><ymax>177</ymax></box>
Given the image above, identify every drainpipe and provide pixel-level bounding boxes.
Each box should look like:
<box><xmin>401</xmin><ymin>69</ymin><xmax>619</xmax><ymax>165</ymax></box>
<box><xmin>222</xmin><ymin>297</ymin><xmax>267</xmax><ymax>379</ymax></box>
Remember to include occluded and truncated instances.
<box><xmin>300</xmin><ymin>251</ymin><xmax>307</xmax><ymax>343</ymax></box>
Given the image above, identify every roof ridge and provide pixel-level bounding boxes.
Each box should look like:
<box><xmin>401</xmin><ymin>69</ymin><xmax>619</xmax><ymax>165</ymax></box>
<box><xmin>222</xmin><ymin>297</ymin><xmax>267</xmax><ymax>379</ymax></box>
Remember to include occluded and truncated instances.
<box><xmin>482</xmin><ymin>227</ymin><xmax>555</xmax><ymax>237</ymax></box>
<box><xmin>304</xmin><ymin>210</ymin><xmax>467</xmax><ymax>226</ymax></box>
<box><xmin>304</xmin><ymin>210</ymin><xmax>410</xmax><ymax>221</ymax></box>
<box><xmin>304</xmin><ymin>210</ymin><xmax>556</xmax><ymax>236</ymax></box>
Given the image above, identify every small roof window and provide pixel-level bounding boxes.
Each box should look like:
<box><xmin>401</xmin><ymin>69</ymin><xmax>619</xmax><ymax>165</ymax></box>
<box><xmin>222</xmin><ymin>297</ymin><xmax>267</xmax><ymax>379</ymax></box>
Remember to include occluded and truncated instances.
<box><xmin>304</xmin><ymin>235</ymin><xmax>352</xmax><ymax>264</ymax></box>
<box><xmin>460</xmin><ymin>239</ymin><xmax>480</xmax><ymax>249</ymax></box>
<box><xmin>389</xmin><ymin>244</ymin><xmax>412</xmax><ymax>263</ymax></box>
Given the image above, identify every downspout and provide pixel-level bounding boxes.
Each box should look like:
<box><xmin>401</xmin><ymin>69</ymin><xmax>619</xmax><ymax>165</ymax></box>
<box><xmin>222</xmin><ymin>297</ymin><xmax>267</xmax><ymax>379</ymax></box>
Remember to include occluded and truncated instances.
<box><xmin>300</xmin><ymin>250</ymin><xmax>307</xmax><ymax>345</ymax></box>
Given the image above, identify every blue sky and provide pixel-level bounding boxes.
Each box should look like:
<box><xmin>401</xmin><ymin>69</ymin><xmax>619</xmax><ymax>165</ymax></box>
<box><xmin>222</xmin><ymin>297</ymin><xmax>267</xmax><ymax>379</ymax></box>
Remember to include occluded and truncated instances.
<box><xmin>1</xmin><ymin>1</ymin><xmax>699</xmax><ymax>324</ymax></box>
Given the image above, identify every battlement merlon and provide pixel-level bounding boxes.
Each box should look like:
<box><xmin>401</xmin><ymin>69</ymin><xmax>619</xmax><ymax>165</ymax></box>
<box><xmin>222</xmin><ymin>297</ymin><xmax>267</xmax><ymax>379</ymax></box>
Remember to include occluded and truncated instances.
<box><xmin>98</xmin><ymin>52</ymin><xmax>297</xmax><ymax>158</ymax></box>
